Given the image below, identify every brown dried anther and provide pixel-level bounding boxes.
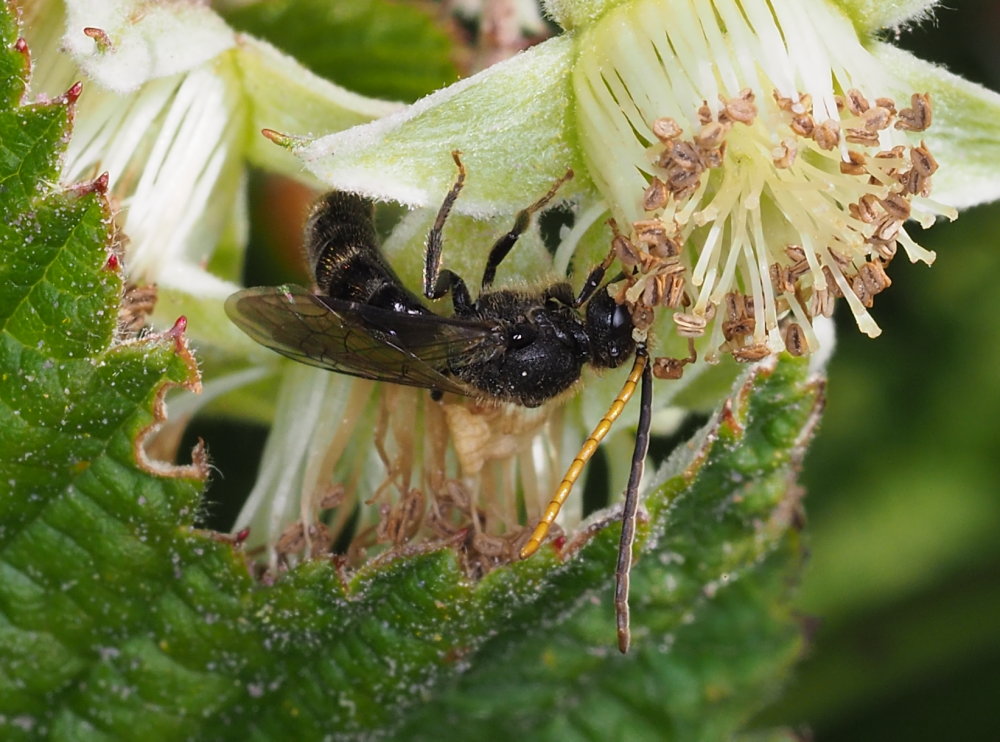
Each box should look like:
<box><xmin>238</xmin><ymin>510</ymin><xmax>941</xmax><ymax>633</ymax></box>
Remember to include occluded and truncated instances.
<box><xmin>840</xmin><ymin>150</ymin><xmax>868</xmax><ymax>175</ymax></box>
<box><xmin>673</xmin><ymin>310</ymin><xmax>710</xmax><ymax>337</ymax></box>
<box><xmin>652</xmin><ymin>339</ymin><xmax>697</xmax><ymax>380</ymax></box>
<box><xmin>720</xmin><ymin>88</ymin><xmax>757</xmax><ymax>125</ymax></box>
<box><xmin>812</xmin><ymin>119</ymin><xmax>840</xmax><ymax>150</ymax></box>
<box><xmin>652</xmin><ymin>116</ymin><xmax>682</xmax><ymax>142</ymax></box>
<box><xmin>896</xmin><ymin>93</ymin><xmax>932</xmax><ymax>132</ymax></box>
<box><xmin>772</xmin><ymin>140</ymin><xmax>797</xmax><ymax>168</ymax></box>
<box><xmin>721</xmin><ymin>292</ymin><xmax>756</xmax><ymax>342</ymax></box>
<box><xmin>845</xmin><ymin>89</ymin><xmax>870</xmax><ymax>115</ymax></box>
<box><xmin>730</xmin><ymin>343</ymin><xmax>771</xmax><ymax>363</ymax></box>
<box><xmin>642</xmin><ymin>177</ymin><xmax>669</xmax><ymax>211</ymax></box>
<box><xmin>783</xmin><ymin>322</ymin><xmax>807</xmax><ymax>356</ymax></box>
<box><xmin>910</xmin><ymin>142</ymin><xmax>938</xmax><ymax>177</ymax></box>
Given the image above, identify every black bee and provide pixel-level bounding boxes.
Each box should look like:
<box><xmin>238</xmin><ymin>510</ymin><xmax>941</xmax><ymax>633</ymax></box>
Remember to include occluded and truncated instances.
<box><xmin>226</xmin><ymin>153</ymin><xmax>654</xmax><ymax>652</ymax></box>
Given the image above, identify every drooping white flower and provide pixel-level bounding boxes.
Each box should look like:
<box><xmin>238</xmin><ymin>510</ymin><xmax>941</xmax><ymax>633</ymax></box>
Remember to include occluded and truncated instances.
<box><xmin>23</xmin><ymin>0</ymin><xmax>398</xmax><ymax>337</ymax></box>
<box><xmin>567</xmin><ymin>0</ymin><xmax>957</xmax><ymax>360</ymax></box>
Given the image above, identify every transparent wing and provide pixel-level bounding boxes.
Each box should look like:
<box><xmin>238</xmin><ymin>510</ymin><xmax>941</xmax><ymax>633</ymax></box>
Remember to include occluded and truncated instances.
<box><xmin>225</xmin><ymin>284</ymin><xmax>502</xmax><ymax>395</ymax></box>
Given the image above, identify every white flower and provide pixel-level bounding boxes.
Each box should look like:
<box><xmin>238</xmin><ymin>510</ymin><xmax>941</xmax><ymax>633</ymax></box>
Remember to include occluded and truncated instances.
<box><xmin>23</xmin><ymin>0</ymin><xmax>397</xmax><ymax>338</ymax></box>
<box><xmin>569</xmin><ymin>0</ymin><xmax>957</xmax><ymax>358</ymax></box>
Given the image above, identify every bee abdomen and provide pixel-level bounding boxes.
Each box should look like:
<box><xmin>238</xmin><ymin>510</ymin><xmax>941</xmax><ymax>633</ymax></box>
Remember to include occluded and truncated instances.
<box><xmin>306</xmin><ymin>192</ymin><xmax>426</xmax><ymax>315</ymax></box>
<box><xmin>305</xmin><ymin>192</ymin><xmax>379</xmax><ymax>296</ymax></box>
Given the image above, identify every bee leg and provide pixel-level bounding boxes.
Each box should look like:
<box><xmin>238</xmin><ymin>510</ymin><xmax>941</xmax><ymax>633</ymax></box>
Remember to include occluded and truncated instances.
<box><xmin>542</xmin><ymin>244</ymin><xmax>618</xmax><ymax>308</ymax></box>
<box><xmin>424</xmin><ymin>151</ymin><xmax>468</xmax><ymax>304</ymax></box>
<box><xmin>571</xmin><ymin>244</ymin><xmax>618</xmax><ymax>306</ymax></box>
<box><xmin>541</xmin><ymin>244</ymin><xmax>618</xmax><ymax>308</ymax></box>
<box><xmin>425</xmin><ymin>267</ymin><xmax>474</xmax><ymax>314</ymax></box>
<box><xmin>541</xmin><ymin>282</ymin><xmax>575</xmax><ymax>305</ymax></box>
<box><xmin>615</xmin><ymin>344</ymin><xmax>653</xmax><ymax>653</ymax></box>
<box><xmin>480</xmin><ymin>169</ymin><xmax>574</xmax><ymax>290</ymax></box>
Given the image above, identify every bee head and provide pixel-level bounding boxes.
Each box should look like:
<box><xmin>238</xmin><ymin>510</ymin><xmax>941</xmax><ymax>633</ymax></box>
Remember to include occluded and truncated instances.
<box><xmin>585</xmin><ymin>288</ymin><xmax>635</xmax><ymax>369</ymax></box>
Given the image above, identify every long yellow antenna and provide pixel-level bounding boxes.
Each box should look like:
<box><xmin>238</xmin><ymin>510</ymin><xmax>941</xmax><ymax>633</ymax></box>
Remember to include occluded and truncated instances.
<box><xmin>519</xmin><ymin>352</ymin><xmax>649</xmax><ymax>559</ymax></box>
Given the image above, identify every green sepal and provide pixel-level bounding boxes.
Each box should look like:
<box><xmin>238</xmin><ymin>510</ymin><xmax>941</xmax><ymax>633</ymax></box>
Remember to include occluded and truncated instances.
<box><xmin>295</xmin><ymin>34</ymin><xmax>589</xmax><ymax>216</ymax></box>
<box><xmin>233</xmin><ymin>35</ymin><xmax>402</xmax><ymax>180</ymax></box>
<box><xmin>543</xmin><ymin>0</ymin><xmax>631</xmax><ymax>30</ymax></box>
<box><xmin>834</xmin><ymin>0</ymin><xmax>939</xmax><ymax>31</ymax></box>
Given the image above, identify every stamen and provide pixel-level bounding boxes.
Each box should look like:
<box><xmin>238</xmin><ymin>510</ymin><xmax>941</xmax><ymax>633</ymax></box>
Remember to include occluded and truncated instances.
<box><xmin>574</xmin><ymin>0</ymin><xmax>955</xmax><ymax>361</ymax></box>
<box><xmin>574</xmin><ymin>0</ymin><xmax>955</xmax><ymax>360</ymax></box>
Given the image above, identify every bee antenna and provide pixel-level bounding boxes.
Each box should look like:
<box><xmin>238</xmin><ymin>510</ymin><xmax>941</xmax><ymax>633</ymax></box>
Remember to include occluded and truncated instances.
<box><xmin>615</xmin><ymin>345</ymin><xmax>653</xmax><ymax>652</ymax></box>
<box><xmin>519</xmin><ymin>349</ymin><xmax>650</xmax><ymax>560</ymax></box>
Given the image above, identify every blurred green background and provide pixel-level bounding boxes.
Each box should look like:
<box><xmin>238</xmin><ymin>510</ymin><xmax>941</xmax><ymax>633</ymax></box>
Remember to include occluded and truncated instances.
<box><xmin>192</xmin><ymin>1</ymin><xmax>1000</xmax><ymax>738</ymax></box>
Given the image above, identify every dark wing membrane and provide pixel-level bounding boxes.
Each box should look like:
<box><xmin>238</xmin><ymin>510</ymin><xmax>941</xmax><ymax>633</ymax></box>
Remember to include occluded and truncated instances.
<box><xmin>225</xmin><ymin>284</ymin><xmax>502</xmax><ymax>395</ymax></box>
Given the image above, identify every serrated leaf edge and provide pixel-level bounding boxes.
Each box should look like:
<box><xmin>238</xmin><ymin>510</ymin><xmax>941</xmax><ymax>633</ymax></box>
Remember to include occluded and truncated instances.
<box><xmin>125</xmin><ymin>316</ymin><xmax>208</xmax><ymax>480</ymax></box>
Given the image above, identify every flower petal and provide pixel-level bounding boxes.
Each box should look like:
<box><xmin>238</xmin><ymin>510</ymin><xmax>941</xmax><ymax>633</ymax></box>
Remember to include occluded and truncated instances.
<box><xmin>872</xmin><ymin>42</ymin><xmax>1000</xmax><ymax>210</ymax></box>
<box><xmin>295</xmin><ymin>35</ymin><xmax>586</xmax><ymax>216</ymax></box>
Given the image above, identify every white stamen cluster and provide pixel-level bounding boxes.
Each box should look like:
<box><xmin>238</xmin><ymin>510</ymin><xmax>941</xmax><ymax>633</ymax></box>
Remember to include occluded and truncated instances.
<box><xmin>257</xmin><ymin>380</ymin><xmax>563</xmax><ymax>578</ymax></box>
<box><xmin>614</xmin><ymin>87</ymin><xmax>953</xmax><ymax>362</ymax></box>
<box><xmin>573</xmin><ymin>0</ymin><xmax>957</xmax><ymax>360</ymax></box>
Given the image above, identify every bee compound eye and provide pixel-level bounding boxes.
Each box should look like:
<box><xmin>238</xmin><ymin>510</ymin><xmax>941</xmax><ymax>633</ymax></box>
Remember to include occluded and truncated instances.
<box><xmin>612</xmin><ymin>303</ymin><xmax>631</xmax><ymax>328</ymax></box>
<box><xmin>585</xmin><ymin>290</ymin><xmax>635</xmax><ymax>369</ymax></box>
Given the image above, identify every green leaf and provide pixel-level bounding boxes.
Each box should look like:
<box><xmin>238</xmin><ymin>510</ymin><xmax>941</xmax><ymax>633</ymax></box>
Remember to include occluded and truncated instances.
<box><xmin>221</xmin><ymin>0</ymin><xmax>459</xmax><ymax>103</ymax></box>
<box><xmin>2</xmin><ymin>6</ymin><xmax>820</xmax><ymax>738</ymax></box>
<box><xmin>390</xmin><ymin>357</ymin><xmax>819</xmax><ymax>739</ymax></box>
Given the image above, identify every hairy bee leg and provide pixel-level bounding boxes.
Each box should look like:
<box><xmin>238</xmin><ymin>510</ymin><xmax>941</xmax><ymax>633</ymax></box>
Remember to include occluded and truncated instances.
<box><xmin>424</xmin><ymin>151</ymin><xmax>469</xmax><ymax>305</ymax></box>
<box><xmin>519</xmin><ymin>352</ymin><xmax>649</xmax><ymax>560</ymax></box>
<box><xmin>480</xmin><ymin>169</ymin><xmax>574</xmax><ymax>290</ymax></box>
<box><xmin>615</xmin><ymin>345</ymin><xmax>653</xmax><ymax>653</ymax></box>
<box><xmin>572</xmin><ymin>245</ymin><xmax>618</xmax><ymax>306</ymax></box>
